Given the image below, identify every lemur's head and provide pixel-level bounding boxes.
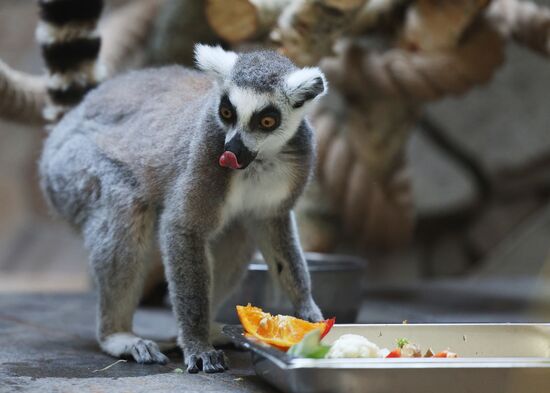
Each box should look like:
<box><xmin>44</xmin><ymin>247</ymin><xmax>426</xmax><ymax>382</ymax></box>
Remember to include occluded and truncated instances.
<box><xmin>195</xmin><ymin>44</ymin><xmax>327</xmax><ymax>170</ymax></box>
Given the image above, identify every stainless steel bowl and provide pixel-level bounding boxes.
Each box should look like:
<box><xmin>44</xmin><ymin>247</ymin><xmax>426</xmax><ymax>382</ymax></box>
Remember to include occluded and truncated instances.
<box><xmin>216</xmin><ymin>252</ymin><xmax>366</xmax><ymax>323</ymax></box>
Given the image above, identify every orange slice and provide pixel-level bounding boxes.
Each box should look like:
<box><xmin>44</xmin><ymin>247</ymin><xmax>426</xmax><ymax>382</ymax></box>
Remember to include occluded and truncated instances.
<box><xmin>236</xmin><ymin>304</ymin><xmax>335</xmax><ymax>350</ymax></box>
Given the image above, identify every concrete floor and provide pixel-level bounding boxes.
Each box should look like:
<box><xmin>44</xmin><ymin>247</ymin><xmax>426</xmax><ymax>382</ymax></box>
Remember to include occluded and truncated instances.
<box><xmin>1</xmin><ymin>279</ymin><xmax>550</xmax><ymax>393</ymax></box>
<box><xmin>0</xmin><ymin>293</ymin><xmax>277</xmax><ymax>393</ymax></box>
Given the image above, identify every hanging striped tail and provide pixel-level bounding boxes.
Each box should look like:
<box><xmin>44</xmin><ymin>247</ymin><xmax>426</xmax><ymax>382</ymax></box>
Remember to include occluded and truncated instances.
<box><xmin>36</xmin><ymin>0</ymin><xmax>105</xmax><ymax>122</ymax></box>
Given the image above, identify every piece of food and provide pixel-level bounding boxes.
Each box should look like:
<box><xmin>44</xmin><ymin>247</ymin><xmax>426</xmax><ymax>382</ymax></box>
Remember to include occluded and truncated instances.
<box><xmin>401</xmin><ymin>343</ymin><xmax>422</xmax><ymax>358</ymax></box>
<box><xmin>386</xmin><ymin>348</ymin><xmax>401</xmax><ymax>358</ymax></box>
<box><xmin>287</xmin><ymin>329</ymin><xmax>331</xmax><ymax>359</ymax></box>
<box><xmin>237</xmin><ymin>308</ymin><xmax>460</xmax><ymax>359</ymax></box>
<box><xmin>397</xmin><ymin>338</ymin><xmax>409</xmax><ymax>348</ymax></box>
<box><xmin>435</xmin><ymin>350</ymin><xmax>458</xmax><ymax>358</ymax></box>
<box><xmin>326</xmin><ymin>334</ymin><xmax>387</xmax><ymax>359</ymax></box>
<box><xmin>236</xmin><ymin>304</ymin><xmax>335</xmax><ymax>350</ymax></box>
<box><xmin>385</xmin><ymin>337</ymin><xmax>410</xmax><ymax>358</ymax></box>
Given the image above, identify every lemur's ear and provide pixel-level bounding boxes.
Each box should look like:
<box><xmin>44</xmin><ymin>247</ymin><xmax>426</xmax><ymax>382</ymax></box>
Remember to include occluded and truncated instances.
<box><xmin>284</xmin><ymin>67</ymin><xmax>327</xmax><ymax>108</ymax></box>
<box><xmin>194</xmin><ymin>44</ymin><xmax>238</xmax><ymax>79</ymax></box>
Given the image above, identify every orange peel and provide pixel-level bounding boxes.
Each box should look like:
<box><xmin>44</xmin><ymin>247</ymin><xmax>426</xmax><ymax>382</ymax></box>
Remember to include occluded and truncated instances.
<box><xmin>236</xmin><ymin>304</ymin><xmax>335</xmax><ymax>350</ymax></box>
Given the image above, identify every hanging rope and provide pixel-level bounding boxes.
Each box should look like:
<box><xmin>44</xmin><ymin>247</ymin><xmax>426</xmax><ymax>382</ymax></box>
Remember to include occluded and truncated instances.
<box><xmin>488</xmin><ymin>0</ymin><xmax>550</xmax><ymax>56</ymax></box>
<box><xmin>322</xmin><ymin>19</ymin><xmax>505</xmax><ymax>102</ymax></box>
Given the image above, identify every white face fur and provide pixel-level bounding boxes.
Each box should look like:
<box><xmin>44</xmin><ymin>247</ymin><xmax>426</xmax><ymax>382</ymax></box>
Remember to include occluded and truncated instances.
<box><xmin>194</xmin><ymin>44</ymin><xmax>327</xmax><ymax>161</ymax></box>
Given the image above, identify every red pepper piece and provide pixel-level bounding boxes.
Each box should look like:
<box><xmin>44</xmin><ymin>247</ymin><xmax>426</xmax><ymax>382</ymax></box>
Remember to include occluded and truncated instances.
<box><xmin>320</xmin><ymin>318</ymin><xmax>336</xmax><ymax>339</ymax></box>
<box><xmin>386</xmin><ymin>349</ymin><xmax>401</xmax><ymax>358</ymax></box>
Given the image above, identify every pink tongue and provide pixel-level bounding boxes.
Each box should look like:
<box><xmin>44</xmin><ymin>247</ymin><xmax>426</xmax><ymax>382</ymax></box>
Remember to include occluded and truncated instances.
<box><xmin>219</xmin><ymin>151</ymin><xmax>241</xmax><ymax>169</ymax></box>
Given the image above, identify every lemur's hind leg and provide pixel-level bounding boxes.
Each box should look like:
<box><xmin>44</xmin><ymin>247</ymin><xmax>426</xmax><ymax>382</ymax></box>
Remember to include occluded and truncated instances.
<box><xmin>208</xmin><ymin>220</ymin><xmax>256</xmax><ymax>346</ymax></box>
<box><xmin>83</xmin><ymin>197</ymin><xmax>168</xmax><ymax>365</ymax></box>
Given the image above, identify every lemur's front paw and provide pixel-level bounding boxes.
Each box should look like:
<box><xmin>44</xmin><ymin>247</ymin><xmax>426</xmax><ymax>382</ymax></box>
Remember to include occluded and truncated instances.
<box><xmin>296</xmin><ymin>300</ymin><xmax>324</xmax><ymax>322</ymax></box>
<box><xmin>185</xmin><ymin>348</ymin><xmax>228</xmax><ymax>373</ymax></box>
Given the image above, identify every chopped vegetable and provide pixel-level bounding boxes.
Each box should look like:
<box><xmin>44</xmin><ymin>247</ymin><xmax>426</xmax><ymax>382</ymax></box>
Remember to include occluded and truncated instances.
<box><xmin>288</xmin><ymin>329</ymin><xmax>331</xmax><ymax>359</ymax></box>
<box><xmin>435</xmin><ymin>350</ymin><xmax>458</xmax><ymax>358</ymax></box>
<box><xmin>397</xmin><ymin>338</ymin><xmax>409</xmax><ymax>349</ymax></box>
<box><xmin>386</xmin><ymin>349</ymin><xmax>401</xmax><ymax>358</ymax></box>
<box><xmin>424</xmin><ymin>348</ymin><xmax>435</xmax><ymax>358</ymax></box>
<box><xmin>236</xmin><ymin>304</ymin><xmax>335</xmax><ymax>350</ymax></box>
<box><xmin>386</xmin><ymin>337</ymin><xmax>413</xmax><ymax>358</ymax></box>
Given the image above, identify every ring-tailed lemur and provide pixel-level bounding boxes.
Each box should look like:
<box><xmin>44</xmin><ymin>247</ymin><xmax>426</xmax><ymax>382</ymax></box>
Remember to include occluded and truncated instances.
<box><xmin>37</xmin><ymin>0</ymin><xmax>326</xmax><ymax>373</ymax></box>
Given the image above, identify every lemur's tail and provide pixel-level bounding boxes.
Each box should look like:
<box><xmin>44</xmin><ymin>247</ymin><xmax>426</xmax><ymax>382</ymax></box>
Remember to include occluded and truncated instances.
<box><xmin>36</xmin><ymin>0</ymin><xmax>105</xmax><ymax>122</ymax></box>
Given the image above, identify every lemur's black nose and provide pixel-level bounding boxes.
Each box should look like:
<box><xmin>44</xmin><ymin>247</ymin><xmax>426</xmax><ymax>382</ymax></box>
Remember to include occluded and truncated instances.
<box><xmin>220</xmin><ymin>133</ymin><xmax>256</xmax><ymax>170</ymax></box>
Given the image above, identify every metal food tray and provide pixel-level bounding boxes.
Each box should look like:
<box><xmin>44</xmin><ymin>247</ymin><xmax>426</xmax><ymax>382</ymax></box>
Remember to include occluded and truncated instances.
<box><xmin>224</xmin><ymin>323</ymin><xmax>550</xmax><ymax>393</ymax></box>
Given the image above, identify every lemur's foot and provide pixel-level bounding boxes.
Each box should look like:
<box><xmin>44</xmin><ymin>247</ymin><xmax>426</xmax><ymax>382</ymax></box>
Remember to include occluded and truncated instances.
<box><xmin>296</xmin><ymin>300</ymin><xmax>324</xmax><ymax>322</ymax></box>
<box><xmin>185</xmin><ymin>348</ymin><xmax>228</xmax><ymax>373</ymax></box>
<box><xmin>100</xmin><ymin>333</ymin><xmax>169</xmax><ymax>364</ymax></box>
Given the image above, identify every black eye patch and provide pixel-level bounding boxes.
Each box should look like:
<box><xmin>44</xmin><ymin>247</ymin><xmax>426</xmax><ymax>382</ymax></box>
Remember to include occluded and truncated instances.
<box><xmin>219</xmin><ymin>94</ymin><xmax>236</xmax><ymax>125</ymax></box>
<box><xmin>250</xmin><ymin>105</ymin><xmax>281</xmax><ymax>132</ymax></box>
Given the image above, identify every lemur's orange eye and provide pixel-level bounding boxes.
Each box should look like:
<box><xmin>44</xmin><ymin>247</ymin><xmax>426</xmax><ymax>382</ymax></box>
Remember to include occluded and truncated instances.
<box><xmin>260</xmin><ymin>116</ymin><xmax>276</xmax><ymax>129</ymax></box>
<box><xmin>220</xmin><ymin>107</ymin><xmax>233</xmax><ymax>120</ymax></box>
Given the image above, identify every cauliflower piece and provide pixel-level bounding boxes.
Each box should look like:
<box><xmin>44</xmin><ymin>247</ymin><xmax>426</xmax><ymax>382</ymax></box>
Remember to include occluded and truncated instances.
<box><xmin>326</xmin><ymin>334</ymin><xmax>385</xmax><ymax>359</ymax></box>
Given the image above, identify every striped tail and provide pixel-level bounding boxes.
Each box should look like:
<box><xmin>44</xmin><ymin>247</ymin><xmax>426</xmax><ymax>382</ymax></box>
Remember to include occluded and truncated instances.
<box><xmin>36</xmin><ymin>0</ymin><xmax>105</xmax><ymax>122</ymax></box>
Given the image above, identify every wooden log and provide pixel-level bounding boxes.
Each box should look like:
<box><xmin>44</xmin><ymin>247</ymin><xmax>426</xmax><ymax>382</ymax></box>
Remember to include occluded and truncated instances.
<box><xmin>205</xmin><ymin>0</ymin><xmax>259</xmax><ymax>43</ymax></box>
<box><xmin>205</xmin><ymin>0</ymin><xmax>380</xmax><ymax>52</ymax></box>
<box><xmin>275</xmin><ymin>0</ymin><xmax>368</xmax><ymax>66</ymax></box>
<box><xmin>205</xmin><ymin>0</ymin><xmax>293</xmax><ymax>43</ymax></box>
